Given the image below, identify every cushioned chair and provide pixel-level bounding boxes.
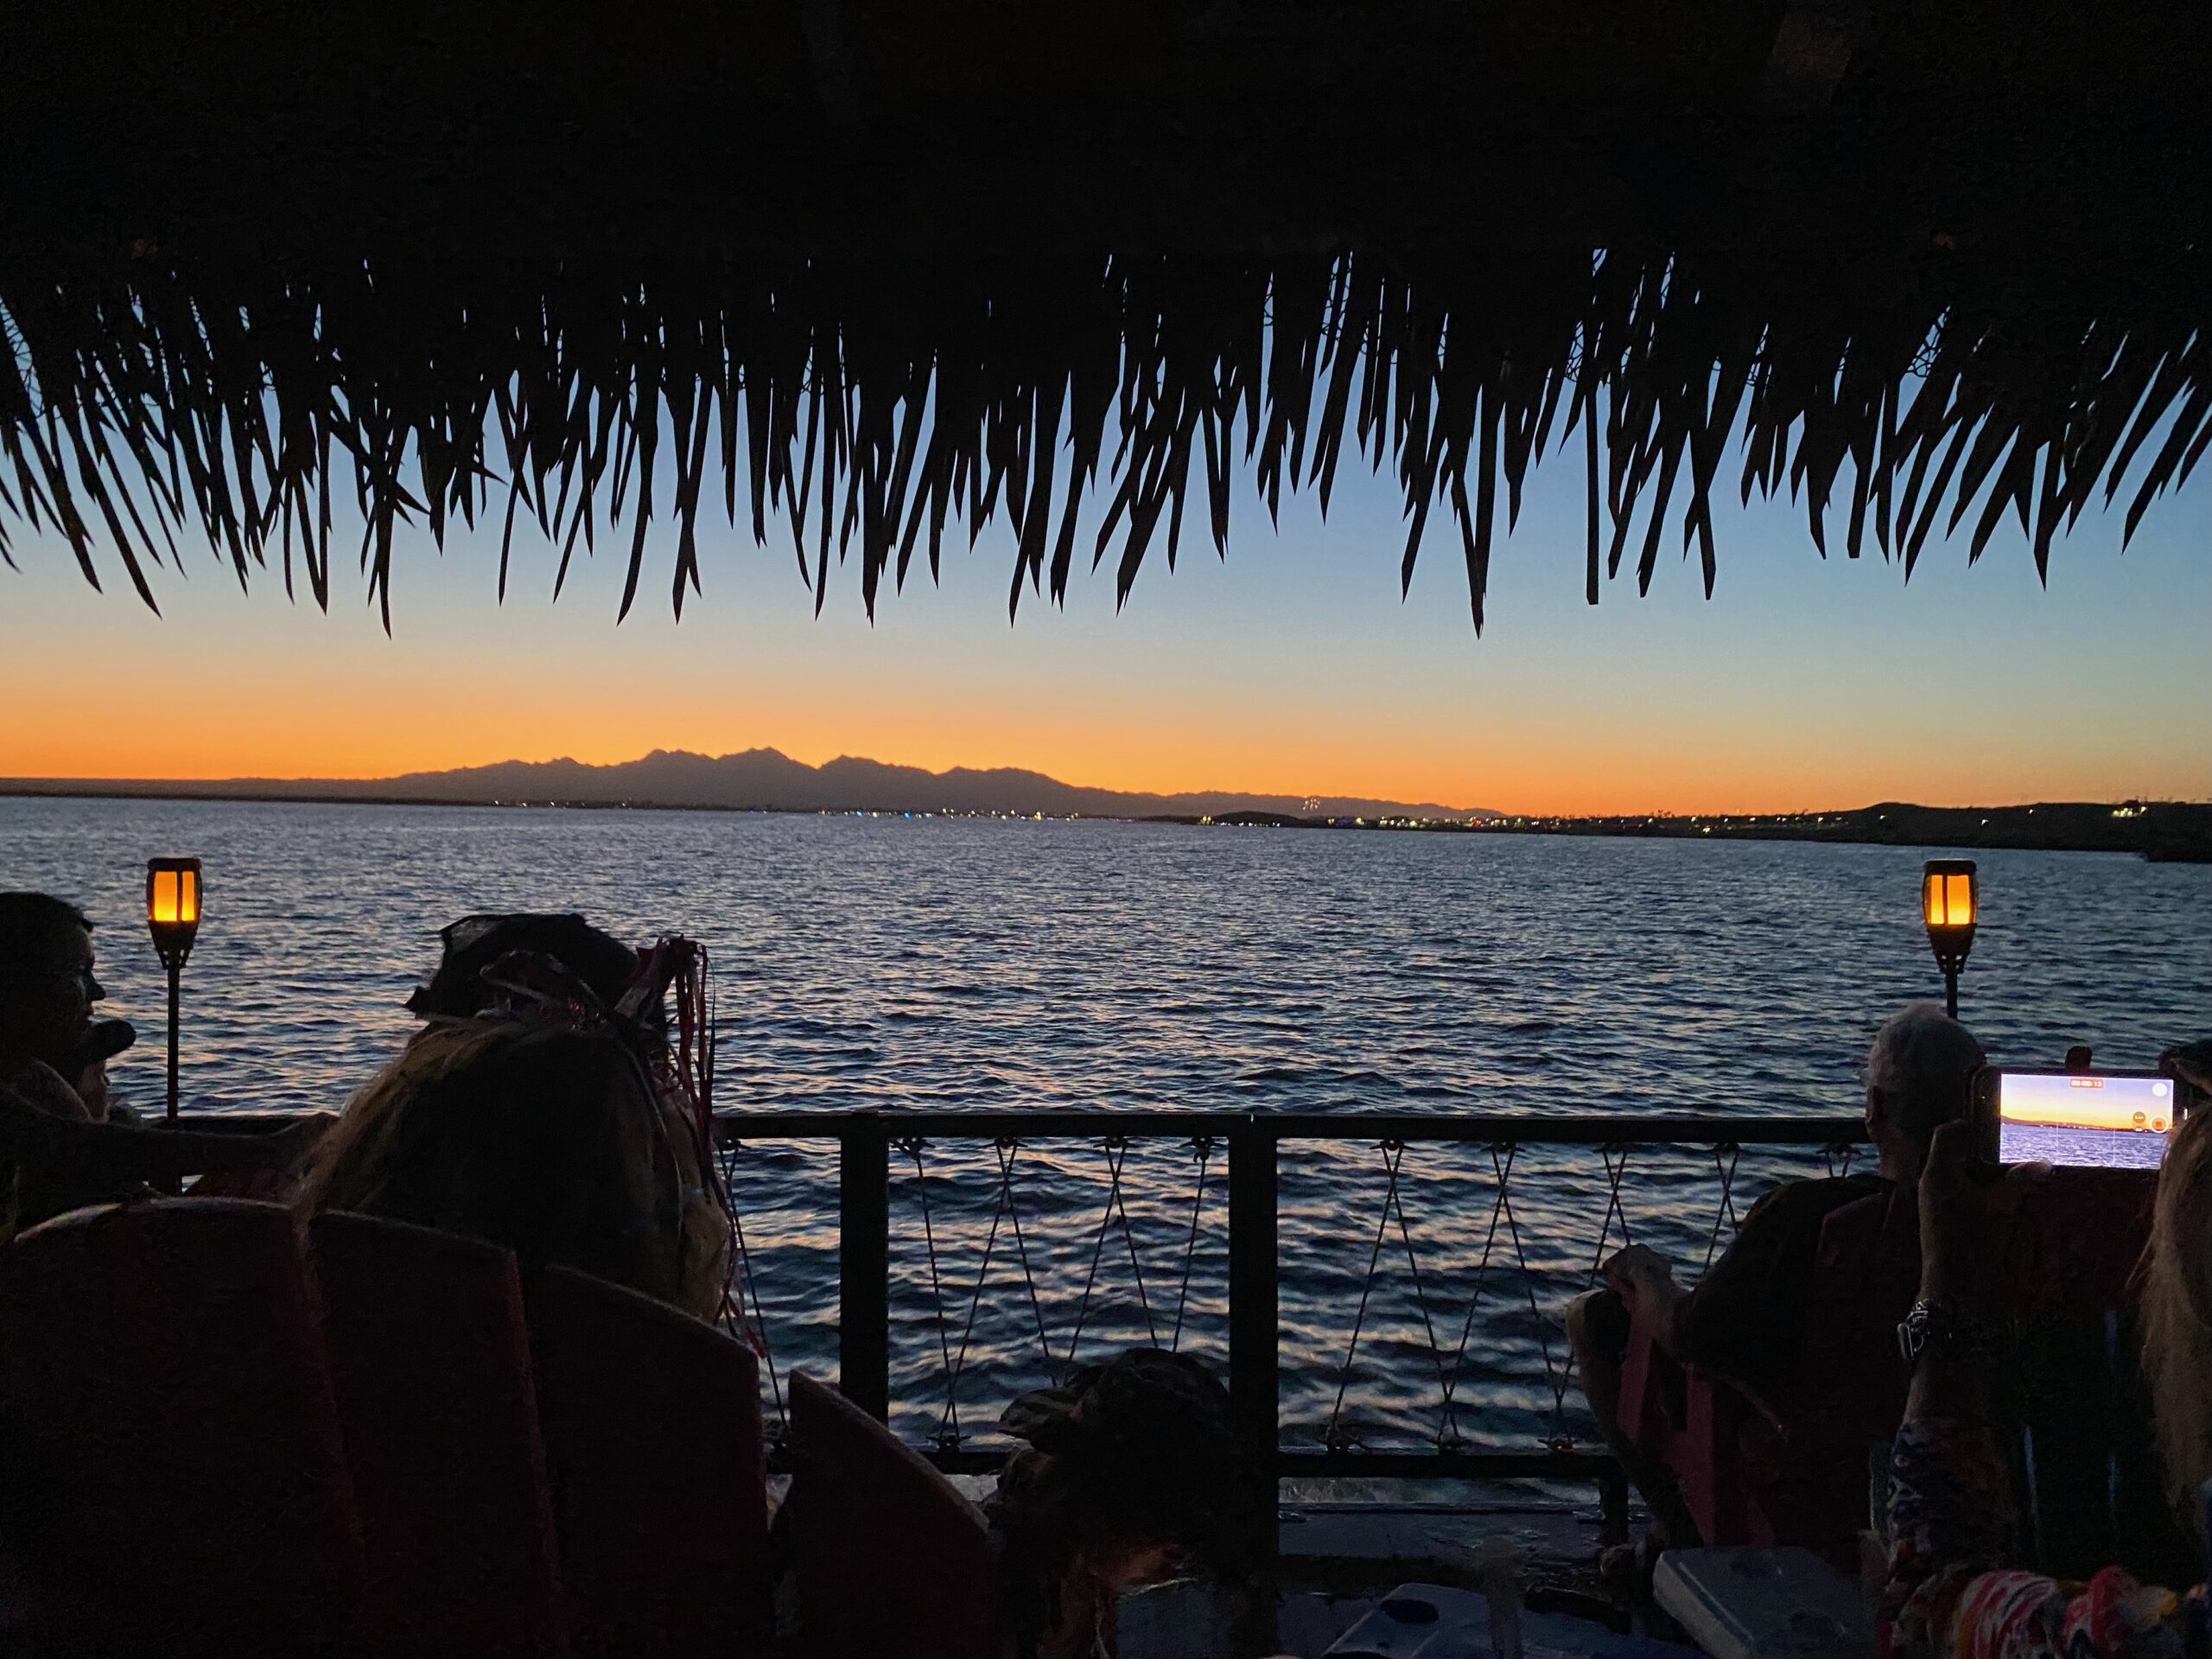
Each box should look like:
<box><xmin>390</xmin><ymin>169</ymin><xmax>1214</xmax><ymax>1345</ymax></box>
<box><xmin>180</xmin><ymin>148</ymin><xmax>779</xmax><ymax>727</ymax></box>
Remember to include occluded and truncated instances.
<box><xmin>785</xmin><ymin>1370</ymin><xmax>997</xmax><ymax>1659</ymax></box>
<box><xmin>0</xmin><ymin>1198</ymin><xmax>365</xmax><ymax>1657</ymax></box>
<box><xmin>1616</xmin><ymin>1180</ymin><xmax>1920</xmax><ymax>1563</ymax></box>
<box><xmin>308</xmin><ymin>1210</ymin><xmax>567</xmax><ymax>1657</ymax></box>
<box><xmin>529</xmin><ymin>1265</ymin><xmax>773</xmax><ymax>1656</ymax></box>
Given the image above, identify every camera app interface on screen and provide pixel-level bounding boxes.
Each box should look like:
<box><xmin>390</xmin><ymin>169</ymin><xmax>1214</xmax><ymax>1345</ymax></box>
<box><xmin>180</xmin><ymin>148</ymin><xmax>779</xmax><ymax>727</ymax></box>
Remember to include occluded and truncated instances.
<box><xmin>1998</xmin><ymin>1072</ymin><xmax>2176</xmax><ymax>1168</ymax></box>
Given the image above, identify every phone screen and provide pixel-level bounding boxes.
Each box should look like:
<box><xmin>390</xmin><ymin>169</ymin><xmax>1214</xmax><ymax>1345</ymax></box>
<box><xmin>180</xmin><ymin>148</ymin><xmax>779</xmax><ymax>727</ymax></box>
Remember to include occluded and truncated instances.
<box><xmin>1996</xmin><ymin>1071</ymin><xmax>2177</xmax><ymax>1168</ymax></box>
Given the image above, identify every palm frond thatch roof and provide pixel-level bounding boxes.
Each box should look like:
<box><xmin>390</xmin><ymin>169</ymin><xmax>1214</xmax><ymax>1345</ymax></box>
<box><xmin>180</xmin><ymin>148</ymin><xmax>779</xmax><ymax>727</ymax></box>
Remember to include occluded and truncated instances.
<box><xmin>2</xmin><ymin>0</ymin><xmax>2207</xmax><ymax>630</ymax></box>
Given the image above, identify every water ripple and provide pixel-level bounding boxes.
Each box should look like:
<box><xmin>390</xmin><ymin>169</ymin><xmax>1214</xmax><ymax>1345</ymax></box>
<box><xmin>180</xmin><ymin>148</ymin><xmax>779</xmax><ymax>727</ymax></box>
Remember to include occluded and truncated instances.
<box><xmin>6</xmin><ymin>798</ymin><xmax>2207</xmax><ymax>1450</ymax></box>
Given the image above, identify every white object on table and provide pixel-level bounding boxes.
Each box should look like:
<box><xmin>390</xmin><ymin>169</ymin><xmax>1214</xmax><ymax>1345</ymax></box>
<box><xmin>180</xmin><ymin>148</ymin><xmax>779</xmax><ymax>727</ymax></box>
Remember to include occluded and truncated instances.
<box><xmin>1651</xmin><ymin>1548</ymin><xmax>1872</xmax><ymax>1659</ymax></box>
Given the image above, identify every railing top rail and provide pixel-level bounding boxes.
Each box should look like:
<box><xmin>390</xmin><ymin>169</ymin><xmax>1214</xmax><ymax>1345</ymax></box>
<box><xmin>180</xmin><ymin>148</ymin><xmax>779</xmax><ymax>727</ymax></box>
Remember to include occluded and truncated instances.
<box><xmin>164</xmin><ymin>1106</ymin><xmax>1870</xmax><ymax>1147</ymax></box>
<box><xmin>710</xmin><ymin>1109</ymin><xmax>1869</xmax><ymax>1145</ymax></box>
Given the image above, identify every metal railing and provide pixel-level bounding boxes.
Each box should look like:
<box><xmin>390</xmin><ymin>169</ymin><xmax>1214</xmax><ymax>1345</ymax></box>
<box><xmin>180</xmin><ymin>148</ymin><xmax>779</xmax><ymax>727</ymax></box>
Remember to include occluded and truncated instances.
<box><xmin>711</xmin><ymin>1109</ymin><xmax>1871</xmax><ymax>1536</ymax></box>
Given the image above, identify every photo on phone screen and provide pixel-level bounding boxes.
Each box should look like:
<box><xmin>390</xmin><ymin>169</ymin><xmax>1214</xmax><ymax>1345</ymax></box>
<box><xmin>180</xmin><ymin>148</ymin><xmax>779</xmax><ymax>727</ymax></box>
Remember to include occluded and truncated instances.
<box><xmin>1996</xmin><ymin>1071</ymin><xmax>2177</xmax><ymax>1169</ymax></box>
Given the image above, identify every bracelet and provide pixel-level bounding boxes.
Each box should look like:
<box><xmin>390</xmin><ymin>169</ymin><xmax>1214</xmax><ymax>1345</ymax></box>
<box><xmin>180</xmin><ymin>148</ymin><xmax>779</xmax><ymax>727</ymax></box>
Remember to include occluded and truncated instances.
<box><xmin>1895</xmin><ymin>1300</ymin><xmax>2004</xmax><ymax>1370</ymax></box>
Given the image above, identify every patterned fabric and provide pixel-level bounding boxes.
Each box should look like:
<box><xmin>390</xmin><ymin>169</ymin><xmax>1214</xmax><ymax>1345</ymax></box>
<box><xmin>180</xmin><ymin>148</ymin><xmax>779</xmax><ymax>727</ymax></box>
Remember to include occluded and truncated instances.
<box><xmin>1883</xmin><ymin>1415</ymin><xmax>2200</xmax><ymax>1659</ymax></box>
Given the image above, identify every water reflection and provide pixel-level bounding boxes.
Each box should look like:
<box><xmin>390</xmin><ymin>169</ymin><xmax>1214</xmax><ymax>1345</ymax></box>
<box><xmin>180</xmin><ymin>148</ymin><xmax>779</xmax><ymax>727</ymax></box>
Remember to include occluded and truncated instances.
<box><xmin>3</xmin><ymin>798</ymin><xmax>2204</xmax><ymax>1445</ymax></box>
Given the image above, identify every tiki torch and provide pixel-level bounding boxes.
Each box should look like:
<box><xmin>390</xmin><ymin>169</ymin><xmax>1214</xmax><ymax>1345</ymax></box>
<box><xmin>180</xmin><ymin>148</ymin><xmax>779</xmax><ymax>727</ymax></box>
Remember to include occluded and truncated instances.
<box><xmin>145</xmin><ymin>857</ymin><xmax>202</xmax><ymax>1125</ymax></box>
<box><xmin>1920</xmin><ymin>858</ymin><xmax>1977</xmax><ymax>1020</ymax></box>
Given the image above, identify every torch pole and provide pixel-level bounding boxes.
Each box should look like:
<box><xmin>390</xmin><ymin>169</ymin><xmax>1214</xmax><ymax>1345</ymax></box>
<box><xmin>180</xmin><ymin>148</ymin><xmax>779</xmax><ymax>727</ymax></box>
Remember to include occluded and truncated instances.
<box><xmin>165</xmin><ymin>959</ymin><xmax>181</xmax><ymax>1126</ymax></box>
<box><xmin>1942</xmin><ymin>969</ymin><xmax>1957</xmax><ymax>1020</ymax></box>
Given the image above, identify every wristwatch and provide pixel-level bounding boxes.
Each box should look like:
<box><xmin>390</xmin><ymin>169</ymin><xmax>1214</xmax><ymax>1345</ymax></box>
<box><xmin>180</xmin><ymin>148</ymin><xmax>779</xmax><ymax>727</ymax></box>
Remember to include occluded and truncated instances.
<box><xmin>1895</xmin><ymin>1300</ymin><xmax>2003</xmax><ymax>1369</ymax></box>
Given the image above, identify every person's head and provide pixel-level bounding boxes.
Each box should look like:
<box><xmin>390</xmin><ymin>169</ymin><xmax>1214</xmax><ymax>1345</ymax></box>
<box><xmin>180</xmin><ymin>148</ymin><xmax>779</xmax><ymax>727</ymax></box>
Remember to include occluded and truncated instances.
<box><xmin>2140</xmin><ymin>1092</ymin><xmax>2212</xmax><ymax>1528</ymax></box>
<box><xmin>0</xmin><ymin>893</ymin><xmax>102</xmax><ymax>1066</ymax></box>
<box><xmin>1864</xmin><ymin>1001</ymin><xmax>1986</xmax><ymax>1180</ymax></box>
<box><xmin>991</xmin><ymin>1349</ymin><xmax>1247</xmax><ymax>1658</ymax></box>
<box><xmin>296</xmin><ymin>1018</ymin><xmax>727</xmax><ymax>1318</ymax></box>
<box><xmin>406</xmin><ymin>914</ymin><xmax>651</xmax><ymax>1026</ymax></box>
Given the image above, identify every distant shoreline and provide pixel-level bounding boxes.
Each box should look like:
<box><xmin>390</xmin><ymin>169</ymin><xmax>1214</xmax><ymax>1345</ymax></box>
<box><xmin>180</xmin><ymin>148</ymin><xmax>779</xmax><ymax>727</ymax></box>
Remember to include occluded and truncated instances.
<box><xmin>1172</xmin><ymin>802</ymin><xmax>2211</xmax><ymax>861</ymax></box>
<box><xmin>3</xmin><ymin>784</ymin><xmax>2207</xmax><ymax>861</ymax></box>
<box><xmin>0</xmin><ymin>747</ymin><xmax>1483</xmax><ymax>825</ymax></box>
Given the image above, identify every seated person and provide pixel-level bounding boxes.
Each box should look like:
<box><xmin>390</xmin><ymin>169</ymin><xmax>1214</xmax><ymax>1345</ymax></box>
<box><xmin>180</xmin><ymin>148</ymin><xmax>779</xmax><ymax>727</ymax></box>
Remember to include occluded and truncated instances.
<box><xmin>990</xmin><ymin>1349</ymin><xmax>1249</xmax><ymax>1659</ymax></box>
<box><xmin>0</xmin><ymin>892</ymin><xmax>106</xmax><ymax>1119</ymax></box>
<box><xmin>1883</xmin><ymin>1039</ymin><xmax>2212</xmax><ymax>1659</ymax></box>
<box><xmin>296</xmin><ymin>930</ymin><xmax>728</xmax><ymax>1319</ymax></box>
<box><xmin>1567</xmin><ymin>1001</ymin><xmax>1986</xmax><ymax>1542</ymax></box>
<box><xmin>0</xmin><ymin>893</ymin><xmax>321</xmax><ymax>1240</ymax></box>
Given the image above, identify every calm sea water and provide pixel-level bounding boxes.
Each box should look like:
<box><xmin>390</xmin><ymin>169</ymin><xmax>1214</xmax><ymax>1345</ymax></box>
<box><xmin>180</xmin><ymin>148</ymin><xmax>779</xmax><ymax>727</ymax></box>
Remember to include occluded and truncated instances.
<box><xmin>5</xmin><ymin>797</ymin><xmax>2207</xmax><ymax>1453</ymax></box>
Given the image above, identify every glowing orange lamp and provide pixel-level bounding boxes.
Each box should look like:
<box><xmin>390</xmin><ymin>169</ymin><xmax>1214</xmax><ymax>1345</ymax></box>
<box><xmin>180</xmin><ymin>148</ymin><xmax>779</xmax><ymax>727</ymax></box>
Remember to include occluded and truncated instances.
<box><xmin>146</xmin><ymin>857</ymin><xmax>203</xmax><ymax>1124</ymax></box>
<box><xmin>1921</xmin><ymin>858</ymin><xmax>1977</xmax><ymax>1018</ymax></box>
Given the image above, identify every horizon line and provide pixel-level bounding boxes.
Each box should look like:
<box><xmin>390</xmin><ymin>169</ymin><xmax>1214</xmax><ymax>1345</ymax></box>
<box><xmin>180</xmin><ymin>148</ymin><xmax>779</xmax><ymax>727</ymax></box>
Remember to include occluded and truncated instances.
<box><xmin>2</xmin><ymin>747</ymin><xmax>2206</xmax><ymax>823</ymax></box>
<box><xmin>1</xmin><ymin>772</ymin><xmax>2202</xmax><ymax>822</ymax></box>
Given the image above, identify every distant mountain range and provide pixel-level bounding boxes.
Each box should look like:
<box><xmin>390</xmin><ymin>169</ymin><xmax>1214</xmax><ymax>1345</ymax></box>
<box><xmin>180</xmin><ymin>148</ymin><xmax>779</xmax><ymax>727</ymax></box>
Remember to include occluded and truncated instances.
<box><xmin>1</xmin><ymin>748</ymin><xmax>1491</xmax><ymax>822</ymax></box>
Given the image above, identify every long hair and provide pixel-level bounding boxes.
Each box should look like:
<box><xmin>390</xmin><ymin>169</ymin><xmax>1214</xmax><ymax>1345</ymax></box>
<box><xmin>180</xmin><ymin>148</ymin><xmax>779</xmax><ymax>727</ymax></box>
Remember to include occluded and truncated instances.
<box><xmin>296</xmin><ymin>1017</ymin><xmax>727</xmax><ymax>1319</ymax></box>
<box><xmin>2140</xmin><ymin>1104</ymin><xmax>2212</xmax><ymax>1526</ymax></box>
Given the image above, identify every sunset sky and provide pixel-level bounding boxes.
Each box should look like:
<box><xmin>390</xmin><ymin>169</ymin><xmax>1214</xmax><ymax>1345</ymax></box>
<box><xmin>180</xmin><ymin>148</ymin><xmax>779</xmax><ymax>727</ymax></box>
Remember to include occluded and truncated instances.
<box><xmin>3</xmin><ymin>444</ymin><xmax>2205</xmax><ymax>816</ymax></box>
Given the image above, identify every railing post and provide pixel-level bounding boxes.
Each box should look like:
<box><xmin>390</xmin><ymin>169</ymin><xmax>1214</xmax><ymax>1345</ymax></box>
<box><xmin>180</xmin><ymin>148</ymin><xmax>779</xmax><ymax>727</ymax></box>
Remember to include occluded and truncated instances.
<box><xmin>1597</xmin><ymin>1460</ymin><xmax>1630</xmax><ymax>1546</ymax></box>
<box><xmin>1227</xmin><ymin>1114</ymin><xmax>1279</xmax><ymax>1654</ymax></box>
<box><xmin>839</xmin><ymin>1112</ymin><xmax>891</xmax><ymax>1421</ymax></box>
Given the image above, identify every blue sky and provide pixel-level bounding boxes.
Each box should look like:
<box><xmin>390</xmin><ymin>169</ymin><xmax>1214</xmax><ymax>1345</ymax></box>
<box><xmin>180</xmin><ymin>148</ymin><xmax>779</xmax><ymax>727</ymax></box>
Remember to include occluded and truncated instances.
<box><xmin>1</xmin><ymin>425</ymin><xmax>2204</xmax><ymax>813</ymax></box>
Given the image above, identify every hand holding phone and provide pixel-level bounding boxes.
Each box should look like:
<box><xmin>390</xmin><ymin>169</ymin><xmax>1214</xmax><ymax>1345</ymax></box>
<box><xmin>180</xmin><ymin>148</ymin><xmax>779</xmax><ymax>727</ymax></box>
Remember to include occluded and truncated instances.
<box><xmin>2163</xmin><ymin>1039</ymin><xmax>2212</xmax><ymax>1112</ymax></box>
<box><xmin>1919</xmin><ymin>1121</ymin><xmax>2042</xmax><ymax>1314</ymax></box>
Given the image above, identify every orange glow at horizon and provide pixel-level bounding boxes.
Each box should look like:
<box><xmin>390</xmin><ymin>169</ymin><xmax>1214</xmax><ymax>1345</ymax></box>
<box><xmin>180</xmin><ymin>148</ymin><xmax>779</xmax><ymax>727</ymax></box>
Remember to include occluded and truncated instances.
<box><xmin>10</xmin><ymin>675</ymin><xmax>2201</xmax><ymax>817</ymax></box>
<box><xmin>2001</xmin><ymin>1074</ymin><xmax>2176</xmax><ymax>1134</ymax></box>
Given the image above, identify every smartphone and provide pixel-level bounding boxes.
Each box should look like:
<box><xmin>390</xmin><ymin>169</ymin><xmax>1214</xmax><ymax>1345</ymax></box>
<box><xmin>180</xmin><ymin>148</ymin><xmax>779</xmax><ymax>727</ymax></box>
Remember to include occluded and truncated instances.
<box><xmin>1978</xmin><ymin>1068</ymin><xmax>2179</xmax><ymax>1169</ymax></box>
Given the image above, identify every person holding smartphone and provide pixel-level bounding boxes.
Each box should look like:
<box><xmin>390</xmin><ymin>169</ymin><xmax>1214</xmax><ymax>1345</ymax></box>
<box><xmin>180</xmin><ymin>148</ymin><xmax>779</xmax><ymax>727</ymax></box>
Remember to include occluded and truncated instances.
<box><xmin>1882</xmin><ymin>1039</ymin><xmax>2212</xmax><ymax>1659</ymax></box>
<box><xmin>1570</xmin><ymin>1001</ymin><xmax>1986</xmax><ymax>1547</ymax></box>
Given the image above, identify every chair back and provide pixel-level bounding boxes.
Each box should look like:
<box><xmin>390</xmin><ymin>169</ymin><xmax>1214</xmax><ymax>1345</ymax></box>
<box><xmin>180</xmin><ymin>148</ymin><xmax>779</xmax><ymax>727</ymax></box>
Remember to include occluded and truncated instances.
<box><xmin>1987</xmin><ymin>1168</ymin><xmax>2191</xmax><ymax>1584</ymax></box>
<box><xmin>1811</xmin><ymin>1179</ymin><xmax>1922</xmax><ymax>1331</ymax></box>
<box><xmin>0</xmin><ymin>1198</ymin><xmax>363</xmax><ymax>1656</ymax></box>
<box><xmin>786</xmin><ymin>1371</ymin><xmax>996</xmax><ymax>1659</ymax></box>
<box><xmin>1999</xmin><ymin>1166</ymin><xmax>2157</xmax><ymax>1319</ymax></box>
<box><xmin>308</xmin><ymin>1210</ymin><xmax>566</xmax><ymax>1657</ymax></box>
<box><xmin>1800</xmin><ymin>1180</ymin><xmax>1921</xmax><ymax>1439</ymax></box>
<box><xmin>529</xmin><ymin>1265</ymin><xmax>772</xmax><ymax>1656</ymax></box>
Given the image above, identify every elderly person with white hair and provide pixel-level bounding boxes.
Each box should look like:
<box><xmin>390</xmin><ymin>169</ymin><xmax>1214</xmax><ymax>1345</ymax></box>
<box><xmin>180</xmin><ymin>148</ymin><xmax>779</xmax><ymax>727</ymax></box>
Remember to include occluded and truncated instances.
<box><xmin>1566</xmin><ymin>1001</ymin><xmax>1988</xmax><ymax>1545</ymax></box>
